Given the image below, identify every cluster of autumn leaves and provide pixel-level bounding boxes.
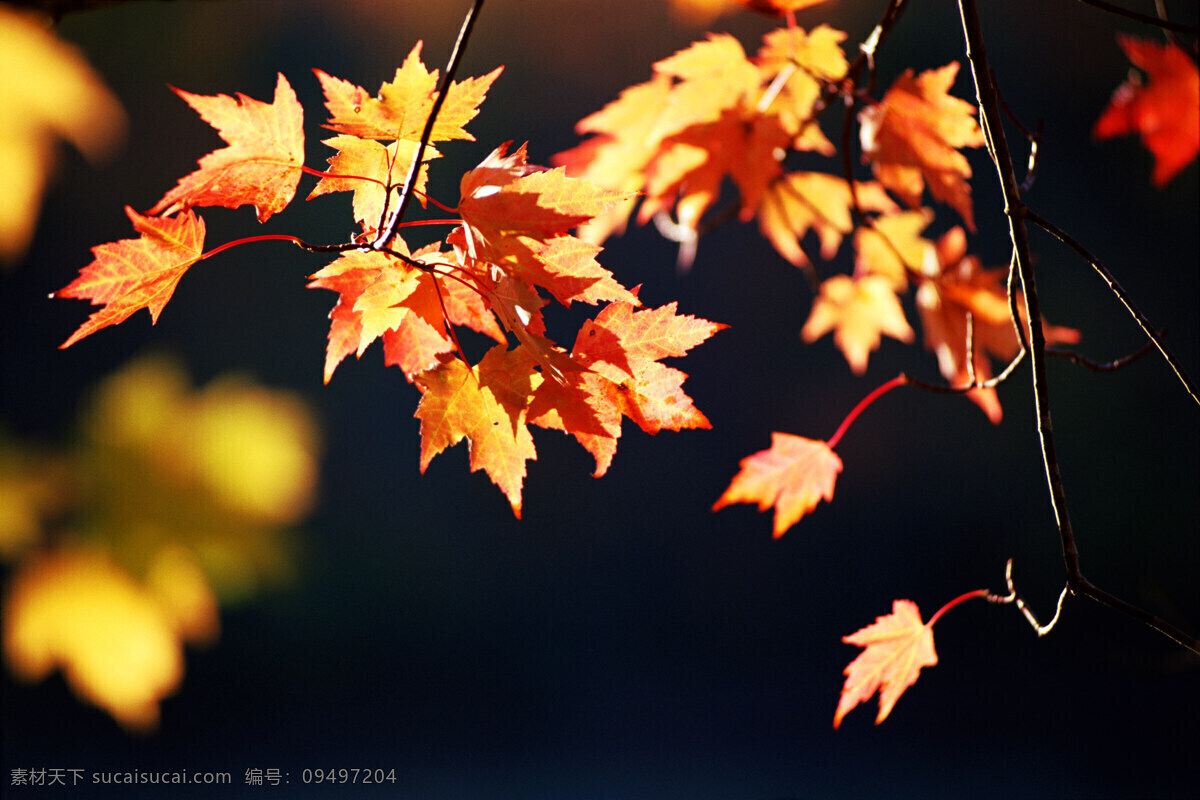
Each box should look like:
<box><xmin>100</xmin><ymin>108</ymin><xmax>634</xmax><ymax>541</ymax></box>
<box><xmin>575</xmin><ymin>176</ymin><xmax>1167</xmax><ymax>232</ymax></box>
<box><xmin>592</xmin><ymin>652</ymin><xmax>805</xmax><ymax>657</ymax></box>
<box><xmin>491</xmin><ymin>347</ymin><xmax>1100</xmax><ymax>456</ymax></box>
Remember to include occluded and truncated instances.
<box><xmin>49</xmin><ymin>5</ymin><xmax>1197</xmax><ymax>728</ymax></box>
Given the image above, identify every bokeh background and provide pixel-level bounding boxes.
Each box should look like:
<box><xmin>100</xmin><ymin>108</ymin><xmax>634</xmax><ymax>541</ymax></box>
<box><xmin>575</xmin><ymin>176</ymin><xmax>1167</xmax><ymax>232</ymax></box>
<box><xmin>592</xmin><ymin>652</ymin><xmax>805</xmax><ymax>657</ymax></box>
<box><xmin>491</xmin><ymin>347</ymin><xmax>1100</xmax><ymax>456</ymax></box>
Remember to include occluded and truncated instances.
<box><xmin>2</xmin><ymin>0</ymin><xmax>1197</xmax><ymax>797</ymax></box>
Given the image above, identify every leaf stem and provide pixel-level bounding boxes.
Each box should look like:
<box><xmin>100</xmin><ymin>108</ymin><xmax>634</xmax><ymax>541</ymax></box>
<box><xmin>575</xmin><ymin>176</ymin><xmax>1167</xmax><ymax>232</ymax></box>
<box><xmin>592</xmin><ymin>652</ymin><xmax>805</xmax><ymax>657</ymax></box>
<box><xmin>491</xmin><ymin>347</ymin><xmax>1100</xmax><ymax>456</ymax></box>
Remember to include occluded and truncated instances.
<box><xmin>926</xmin><ymin>588</ymin><xmax>990</xmax><ymax>628</ymax></box>
<box><xmin>200</xmin><ymin>234</ymin><xmax>307</xmax><ymax>260</ymax></box>
<box><xmin>826</xmin><ymin>374</ymin><xmax>906</xmax><ymax>449</ymax></box>
<box><xmin>300</xmin><ymin>165</ymin><xmax>386</xmax><ymax>188</ymax></box>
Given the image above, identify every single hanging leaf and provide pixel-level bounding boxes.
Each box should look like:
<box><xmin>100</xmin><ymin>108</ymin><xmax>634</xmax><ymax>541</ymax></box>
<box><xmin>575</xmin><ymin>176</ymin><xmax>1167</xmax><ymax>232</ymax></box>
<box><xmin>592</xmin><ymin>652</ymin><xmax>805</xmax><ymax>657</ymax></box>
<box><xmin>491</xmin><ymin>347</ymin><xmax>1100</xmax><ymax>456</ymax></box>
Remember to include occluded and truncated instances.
<box><xmin>833</xmin><ymin>599</ymin><xmax>937</xmax><ymax>729</ymax></box>
<box><xmin>55</xmin><ymin>207</ymin><xmax>205</xmax><ymax>348</ymax></box>
<box><xmin>712</xmin><ymin>433</ymin><xmax>842</xmax><ymax>537</ymax></box>
<box><xmin>801</xmin><ymin>274</ymin><xmax>914</xmax><ymax>375</ymax></box>
<box><xmin>148</xmin><ymin>74</ymin><xmax>304</xmax><ymax>222</ymax></box>
<box><xmin>860</xmin><ymin>63</ymin><xmax>986</xmax><ymax>231</ymax></box>
<box><xmin>1094</xmin><ymin>37</ymin><xmax>1199</xmax><ymax>186</ymax></box>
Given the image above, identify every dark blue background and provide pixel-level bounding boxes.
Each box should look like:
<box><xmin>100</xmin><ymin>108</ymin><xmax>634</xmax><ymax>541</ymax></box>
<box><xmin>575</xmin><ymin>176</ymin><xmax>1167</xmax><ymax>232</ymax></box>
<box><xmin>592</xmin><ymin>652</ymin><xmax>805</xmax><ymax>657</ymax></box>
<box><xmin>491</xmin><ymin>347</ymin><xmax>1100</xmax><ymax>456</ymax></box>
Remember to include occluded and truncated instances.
<box><xmin>3</xmin><ymin>1</ymin><xmax>1198</xmax><ymax>797</ymax></box>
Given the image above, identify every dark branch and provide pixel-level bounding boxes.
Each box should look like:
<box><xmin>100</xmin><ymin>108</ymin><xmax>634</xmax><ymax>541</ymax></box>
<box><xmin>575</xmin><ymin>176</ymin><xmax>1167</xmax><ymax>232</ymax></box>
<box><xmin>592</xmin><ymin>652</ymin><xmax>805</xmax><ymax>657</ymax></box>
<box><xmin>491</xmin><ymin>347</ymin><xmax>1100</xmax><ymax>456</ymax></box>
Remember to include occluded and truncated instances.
<box><xmin>371</xmin><ymin>0</ymin><xmax>484</xmax><ymax>251</ymax></box>
<box><xmin>957</xmin><ymin>0</ymin><xmax>1198</xmax><ymax>654</ymax></box>
<box><xmin>1074</xmin><ymin>0</ymin><xmax>1199</xmax><ymax>35</ymax></box>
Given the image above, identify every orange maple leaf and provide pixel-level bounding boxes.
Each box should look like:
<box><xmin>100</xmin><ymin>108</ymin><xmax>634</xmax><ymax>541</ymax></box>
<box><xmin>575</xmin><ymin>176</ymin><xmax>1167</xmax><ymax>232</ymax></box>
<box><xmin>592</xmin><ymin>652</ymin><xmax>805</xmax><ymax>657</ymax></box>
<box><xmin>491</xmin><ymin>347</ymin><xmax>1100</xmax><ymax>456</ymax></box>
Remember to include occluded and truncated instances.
<box><xmin>313</xmin><ymin>44</ymin><xmax>501</xmax><ymax>143</ymax></box>
<box><xmin>1094</xmin><ymin>36</ymin><xmax>1200</xmax><ymax>186</ymax></box>
<box><xmin>458</xmin><ymin>143</ymin><xmax>635</xmax><ymax>258</ymax></box>
<box><xmin>554</xmin><ymin>25</ymin><xmax>846</xmax><ymax>247</ymax></box>
<box><xmin>801</xmin><ymin>274</ymin><xmax>914</xmax><ymax>374</ymax></box>
<box><xmin>147</xmin><ymin>74</ymin><xmax>304</xmax><ymax>223</ymax></box>
<box><xmin>308</xmin><ymin>244</ymin><xmax>504</xmax><ymax>383</ymax></box>
<box><xmin>758</xmin><ymin>172</ymin><xmax>897</xmax><ymax>267</ymax></box>
<box><xmin>54</xmin><ymin>207</ymin><xmax>205</xmax><ymax>348</ymax></box>
<box><xmin>833</xmin><ymin>599</ymin><xmax>938</xmax><ymax>728</ymax></box>
<box><xmin>712</xmin><ymin>433</ymin><xmax>842</xmax><ymax>537</ymax></box>
<box><xmin>915</xmin><ymin>227</ymin><xmax>1079</xmax><ymax>423</ymax></box>
<box><xmin>531</xmin><ymin>300</ymin><xmax>725</xmax><ymax>477</ymax></box>
<box><xmin>860</xmin><ymin>63</ymin><xmax>986</xmax><ymax>231</ymax></box>
<box><xmin>853</xmin><ymin>208</ymin><xmax>937</xmax><ymax>291</ymax></box>
<box><xmin>414</xmin><ymin>346</ymin><xmax>540</xmax><ymax>517</ymax></box>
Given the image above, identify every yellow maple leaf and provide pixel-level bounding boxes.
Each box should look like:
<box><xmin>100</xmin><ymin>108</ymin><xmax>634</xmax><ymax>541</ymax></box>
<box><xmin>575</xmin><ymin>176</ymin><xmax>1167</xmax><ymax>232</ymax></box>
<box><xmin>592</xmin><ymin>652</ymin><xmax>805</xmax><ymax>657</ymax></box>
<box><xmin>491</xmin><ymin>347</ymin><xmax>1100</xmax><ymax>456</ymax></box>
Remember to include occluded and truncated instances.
<box><xmin>0</xmin><ymin>5</ymin><xmax>124</xmax><ymax>261</ymax></box>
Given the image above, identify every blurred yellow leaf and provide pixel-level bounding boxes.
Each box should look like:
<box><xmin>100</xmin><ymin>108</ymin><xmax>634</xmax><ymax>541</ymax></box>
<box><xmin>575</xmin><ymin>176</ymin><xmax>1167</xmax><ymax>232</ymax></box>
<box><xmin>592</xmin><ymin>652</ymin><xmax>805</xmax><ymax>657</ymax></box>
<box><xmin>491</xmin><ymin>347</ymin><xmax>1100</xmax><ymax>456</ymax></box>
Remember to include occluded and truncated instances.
<box><xmin>3</xmin><ymin>549</ymin><xmax>184</xmax><ymax>731</ymax></box>
<box><xmin>0</xmin><ymin>4</ymin><xmax>125</xmax><ymax>261</ymax></box>
<box><xmin>84</xmin><ymin>355</ymin><xmax>319</xmax><ymax>523</ymax></box>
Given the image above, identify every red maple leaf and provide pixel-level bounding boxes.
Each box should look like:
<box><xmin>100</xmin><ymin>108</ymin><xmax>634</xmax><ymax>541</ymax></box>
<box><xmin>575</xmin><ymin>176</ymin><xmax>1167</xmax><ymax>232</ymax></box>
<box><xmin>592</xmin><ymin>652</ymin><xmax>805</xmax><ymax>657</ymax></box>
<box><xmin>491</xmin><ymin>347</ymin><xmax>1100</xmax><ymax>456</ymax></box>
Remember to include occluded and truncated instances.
<box><xmin>147</xmin><ymin>74</ymin><xmax>304</xmax><ymax>222</ymax></box>
<box><xmin>860</xmin><ymin>63</ymin><xmax>987</xmax><ymax>231</ymax></box>
<box><xmin>54</xmin><ymin>207</ymin><xmax>205</xmax><ymax>348</ymax></box>
<box><xmin>712</xmin><ymin>433</ymin><xmax>842</xmax><ymax>537</ymax></box>
<box><xmin>1094</xmin><ymin>36</ymin><xmax>1200</xmax><ymax>186</ymax></box>
<box><xmin>833</xmin><ymin>599</ymin><xmax>937</xmax><ymax>728</ymax></box>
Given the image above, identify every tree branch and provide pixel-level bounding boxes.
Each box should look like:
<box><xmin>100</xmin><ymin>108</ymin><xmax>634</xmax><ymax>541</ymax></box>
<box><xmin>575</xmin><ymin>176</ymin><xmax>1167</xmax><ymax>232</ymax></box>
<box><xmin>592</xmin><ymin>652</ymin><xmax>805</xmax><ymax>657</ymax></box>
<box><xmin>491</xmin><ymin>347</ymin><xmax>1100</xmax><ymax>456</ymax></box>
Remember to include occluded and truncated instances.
<box><xmin>957</xmin><ymin>0</ymin><xmax>1198</xmax><ymax>655</ymax></box>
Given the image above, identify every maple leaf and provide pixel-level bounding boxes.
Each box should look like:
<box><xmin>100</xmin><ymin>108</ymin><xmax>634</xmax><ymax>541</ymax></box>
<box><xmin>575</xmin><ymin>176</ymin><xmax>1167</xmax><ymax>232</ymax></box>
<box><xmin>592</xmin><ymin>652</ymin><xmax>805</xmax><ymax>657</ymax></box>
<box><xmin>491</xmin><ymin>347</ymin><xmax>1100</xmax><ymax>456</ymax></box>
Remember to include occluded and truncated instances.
<box><xmin>530</xmin><ymin>300</ymin><xmax>724</xmax><ymax>477</ymax></box>
<box><xmin>834</xmin><ymin>599</ymin><xmax>938</xmax><ymax>728</ymax></box>
<box><xmin>147</xmin><ymin>74</ymin><xmax>304</xmax><ymax>223</ymax></box>
<box><xmin>860</xmin><ymin>63</ymin><xmax>987</xmax><ymax>231</ymax></box>
<box><xmin>853</xmin><ymin>208</ymin><xmax>937</xmax><ymax>291</ymax></box>
<box><xmin>54</xmin><ymin>207</ymin><xmax>205</xmax><ymax>348</ymax></box>
<box><xmin>553</xmin><ymin>25</ymin><xmax>846</xmax><ymax>247</ymax></box>
<box><xmin>314</xmin><ymin>44</ymin><xmax>501</xmax><ymax>143</ymax></box>
<box><xmin>1094</xmin><ymin>36</ymin><xmax>1200</xmax><ymax>187</ymax></box>
<box><xmin>458</xmin><ymin>143</ymin><xmax>635</xmax><ymax>259</ymax></box>
<box><xmin>915</xmin><ymin>227</ymin><xmax>1079</xmax><ymax>423</ymax></box>
<box><xmin>758</xmin><ymin>172</ymin><xmax>897</xmax><ymax>267</ymax></box>
<box><xmin>3</xmin><ymin>550</ymin><xmax>187</xmax><ymax>732</ymax></box>
<box><xmin>801</xmin><ymin>274</ymin><xmax>914</xmax><ymax>374</ymax></box>
<box><xmin>0</xmin><ymin>4</ymin><xmax>125</xmax><ymax>261</ymax></box>
<box><xmin>307</xmin><ymin>244</ymin><xmax>501</xmax><ymax>383</ymax></box>
<box><xmin>306</xmin><ymin>136</ymin><xmax>437</xmax><ymax>236</ymax></box>
<box><xmin>414</xmin><ymin>347</ymin><xmax>539</xmax><ymax>517</ymax></box>
<box><xmin>712</xmin><ymin>433</ymin><xmax>842</xmax><ymax>537</ymax></box>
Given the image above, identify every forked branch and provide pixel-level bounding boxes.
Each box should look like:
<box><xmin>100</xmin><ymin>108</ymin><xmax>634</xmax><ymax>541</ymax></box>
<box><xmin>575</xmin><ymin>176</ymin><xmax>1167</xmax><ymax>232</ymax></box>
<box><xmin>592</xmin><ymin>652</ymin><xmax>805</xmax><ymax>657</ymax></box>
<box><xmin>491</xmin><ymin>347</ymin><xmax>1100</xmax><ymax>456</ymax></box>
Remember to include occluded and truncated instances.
<box><xmin>957</xmin><ymin>0</ymin><xmax>1198</xmax><ymax>655</ymax></box>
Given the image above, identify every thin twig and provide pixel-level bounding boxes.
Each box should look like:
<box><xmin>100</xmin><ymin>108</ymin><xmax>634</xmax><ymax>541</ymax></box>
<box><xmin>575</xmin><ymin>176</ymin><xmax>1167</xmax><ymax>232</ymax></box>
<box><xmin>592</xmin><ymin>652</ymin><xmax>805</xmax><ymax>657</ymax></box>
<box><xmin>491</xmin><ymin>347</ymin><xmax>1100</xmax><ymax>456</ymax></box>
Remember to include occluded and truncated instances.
<box><xmin>1075</xmin><ymin>0</ymin><xmax>1199</xmax><ymax>34</ymax></box>
<box><xmin>1024</xmin><ymin>209</ymin><xmax>1199</xmax><ymax>407</ymax></box>
<box><xmin>988</xmin><ymin>559</ymin><xmax>1068</xmax><ymax>637</ymax></box>
<box><xmin>992</xmin><ymin>77</ymin><xmax>1042</xmax><ymax>193</ymax></box>
<box><xmin>371</xmin><ymin>0</ymin><xmax>485</xmax><ymax>251</ymax></box>
<box><xmin>1047</xmin><ymin>339</ymin><xmax>1155</xmax><ymax>371</ymax></box>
